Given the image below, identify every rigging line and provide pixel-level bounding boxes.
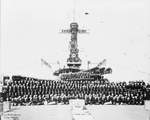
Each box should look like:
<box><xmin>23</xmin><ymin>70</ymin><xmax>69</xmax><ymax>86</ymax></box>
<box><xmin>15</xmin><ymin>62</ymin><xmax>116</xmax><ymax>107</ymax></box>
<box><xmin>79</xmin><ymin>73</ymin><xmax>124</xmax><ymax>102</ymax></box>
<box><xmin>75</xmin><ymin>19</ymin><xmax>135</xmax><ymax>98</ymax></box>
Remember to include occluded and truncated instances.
<box><xmin>73</xmin><ymin>0</ymin><xmax>76</xmax><ymax>22</ymax></box>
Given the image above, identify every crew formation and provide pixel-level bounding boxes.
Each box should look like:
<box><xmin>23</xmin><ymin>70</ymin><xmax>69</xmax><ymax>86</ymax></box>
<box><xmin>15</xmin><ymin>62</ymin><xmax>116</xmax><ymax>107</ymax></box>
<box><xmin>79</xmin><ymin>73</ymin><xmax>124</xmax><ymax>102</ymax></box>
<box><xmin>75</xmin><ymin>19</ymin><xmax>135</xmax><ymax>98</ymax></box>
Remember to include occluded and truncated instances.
<box><xmin>2</xmin><ymin>76</ymin><xmax>150</xmax><ymax>106</ymax></box>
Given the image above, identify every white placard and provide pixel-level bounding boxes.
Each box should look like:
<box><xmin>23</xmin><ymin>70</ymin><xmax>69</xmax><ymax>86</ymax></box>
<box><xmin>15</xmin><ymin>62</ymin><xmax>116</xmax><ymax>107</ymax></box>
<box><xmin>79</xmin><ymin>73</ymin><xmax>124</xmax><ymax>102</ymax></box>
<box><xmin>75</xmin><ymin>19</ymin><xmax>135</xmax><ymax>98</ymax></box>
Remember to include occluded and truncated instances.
<box><xmin>69</xmin><ymin>99</ymin><xmax>85</xmax><ymax>106</ymax></box>
<box><xmin>69</xmin><ymin>99</ymin><xmax>85</xmax><ymax>110</ymax></box>
<box><xmin>3</xmin><ymin>102</ymin><xmax>11</xmax><ymax>112</ymax></box>
<box><xmin>145</xmin><ymin>100</ymin><xmax>150</xmax><ymax>111</ymax></box>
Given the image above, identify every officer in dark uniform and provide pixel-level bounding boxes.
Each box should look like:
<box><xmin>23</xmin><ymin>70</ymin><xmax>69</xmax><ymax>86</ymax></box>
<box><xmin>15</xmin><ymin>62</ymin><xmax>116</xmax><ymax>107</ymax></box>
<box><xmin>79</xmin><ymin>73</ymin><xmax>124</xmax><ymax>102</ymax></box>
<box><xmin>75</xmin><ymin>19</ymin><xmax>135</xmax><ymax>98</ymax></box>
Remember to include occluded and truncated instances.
<box><xmin>98</xmin><ymin>94</ymin><xmax>102</xmax><ymax>104</ymax></box>
<box><xmin>57</xmin><ymin>95</ymin><xmax>61</xmax><ymax>103</ymax></box>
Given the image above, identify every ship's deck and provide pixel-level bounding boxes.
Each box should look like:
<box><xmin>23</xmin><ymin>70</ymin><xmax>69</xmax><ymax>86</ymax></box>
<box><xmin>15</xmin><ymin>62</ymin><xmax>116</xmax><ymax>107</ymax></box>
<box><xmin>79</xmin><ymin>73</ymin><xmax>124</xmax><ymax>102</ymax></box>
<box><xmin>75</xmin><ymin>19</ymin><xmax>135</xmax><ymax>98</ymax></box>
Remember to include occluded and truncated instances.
<box><xmin>1</xmin><ymin>105</ymin><xmax>150</xmax><ymax>120</ymax></box>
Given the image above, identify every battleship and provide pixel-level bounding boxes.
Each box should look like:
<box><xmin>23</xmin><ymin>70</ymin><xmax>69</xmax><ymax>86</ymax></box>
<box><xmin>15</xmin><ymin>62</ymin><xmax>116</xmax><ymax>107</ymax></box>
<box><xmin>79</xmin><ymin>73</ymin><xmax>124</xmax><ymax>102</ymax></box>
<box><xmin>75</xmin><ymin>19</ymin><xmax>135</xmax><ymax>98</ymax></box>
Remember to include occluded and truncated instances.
<box><xmin>11</xmin><ymin>22</ymin><xmax>112</xmax><ymax>82</ymax></box>
<box><xmin>51</xmin><ymin>22</ymin><xmax>113</xmax><ymax>81</ymax></box>
<box><xmin>0</xmin><ymin>1</ymin><xmax>150</xmax><ymax>120</ymax></box>
<box><xmin>1</xmin><ymin>21</ymin><xmax>149</xmax><ymax>120</ymax></box>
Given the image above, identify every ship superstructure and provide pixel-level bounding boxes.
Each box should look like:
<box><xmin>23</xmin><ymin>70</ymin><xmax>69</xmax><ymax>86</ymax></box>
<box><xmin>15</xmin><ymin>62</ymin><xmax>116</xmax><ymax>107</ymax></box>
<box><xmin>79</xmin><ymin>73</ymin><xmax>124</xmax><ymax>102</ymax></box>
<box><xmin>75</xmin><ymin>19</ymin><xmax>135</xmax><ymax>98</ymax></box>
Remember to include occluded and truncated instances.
<box><xmin>61</xmin><ymin>22</ymin><xmax>87</xmax><ymax>69</ymax></box>
<box><xmin>53</xmin><ymin>22</ymin><xmax>112</xmax><ymax>78</ymax></box>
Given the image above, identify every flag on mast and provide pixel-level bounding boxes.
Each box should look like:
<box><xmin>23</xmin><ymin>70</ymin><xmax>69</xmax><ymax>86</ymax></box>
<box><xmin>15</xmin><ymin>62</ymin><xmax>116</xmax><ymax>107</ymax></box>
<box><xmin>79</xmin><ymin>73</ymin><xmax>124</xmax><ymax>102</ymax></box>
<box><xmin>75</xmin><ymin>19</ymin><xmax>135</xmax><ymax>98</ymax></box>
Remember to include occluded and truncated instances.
<box><xmin>41</xmin><ymin>58</ymin><xmax>51</xmax><ymax>68</ymax></box>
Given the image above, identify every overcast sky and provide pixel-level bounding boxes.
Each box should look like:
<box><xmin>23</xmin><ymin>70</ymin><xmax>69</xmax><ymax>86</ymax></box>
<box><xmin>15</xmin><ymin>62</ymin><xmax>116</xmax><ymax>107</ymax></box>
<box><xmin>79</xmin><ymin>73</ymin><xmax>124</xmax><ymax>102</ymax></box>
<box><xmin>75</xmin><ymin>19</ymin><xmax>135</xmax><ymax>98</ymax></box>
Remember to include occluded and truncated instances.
<box><xmin>1</xmin><ymin>0</ymin><xmax>150</xmax><ymax>81</ymax></box>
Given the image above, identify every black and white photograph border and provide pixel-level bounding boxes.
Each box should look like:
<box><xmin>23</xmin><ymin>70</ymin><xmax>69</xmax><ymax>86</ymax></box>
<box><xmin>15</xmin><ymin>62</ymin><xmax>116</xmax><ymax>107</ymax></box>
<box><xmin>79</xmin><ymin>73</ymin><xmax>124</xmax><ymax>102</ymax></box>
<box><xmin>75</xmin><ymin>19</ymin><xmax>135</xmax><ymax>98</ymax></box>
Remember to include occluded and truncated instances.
<box><xmin>0</xmin><ymin>0</ymin><xmax>150</xmax><ymax>120</ymax></box>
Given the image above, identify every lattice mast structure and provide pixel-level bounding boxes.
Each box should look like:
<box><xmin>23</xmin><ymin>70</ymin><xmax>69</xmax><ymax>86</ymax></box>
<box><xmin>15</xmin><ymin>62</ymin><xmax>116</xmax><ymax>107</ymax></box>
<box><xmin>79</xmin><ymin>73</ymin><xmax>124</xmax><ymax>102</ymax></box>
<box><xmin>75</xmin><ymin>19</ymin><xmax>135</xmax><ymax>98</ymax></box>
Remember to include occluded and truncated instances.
<box><xmin>61</xmin><ymin>23</ymin><xmax>87</xmax><ymax>69</ymax></box>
